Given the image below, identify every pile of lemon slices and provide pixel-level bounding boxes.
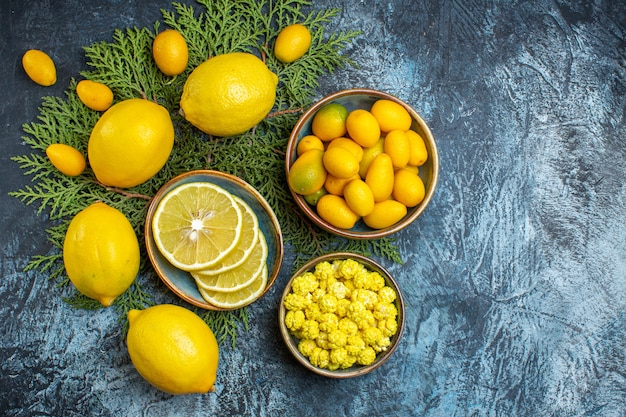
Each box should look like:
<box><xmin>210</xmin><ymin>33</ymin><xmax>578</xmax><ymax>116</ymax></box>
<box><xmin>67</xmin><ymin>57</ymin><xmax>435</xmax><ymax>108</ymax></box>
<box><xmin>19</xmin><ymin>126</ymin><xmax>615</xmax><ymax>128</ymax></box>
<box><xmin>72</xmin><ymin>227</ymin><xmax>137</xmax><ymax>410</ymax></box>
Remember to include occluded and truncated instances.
<box><xmin>151</xmin><ymin>182</ymin><xmax>268</xmax><ymax>309</ymax></box>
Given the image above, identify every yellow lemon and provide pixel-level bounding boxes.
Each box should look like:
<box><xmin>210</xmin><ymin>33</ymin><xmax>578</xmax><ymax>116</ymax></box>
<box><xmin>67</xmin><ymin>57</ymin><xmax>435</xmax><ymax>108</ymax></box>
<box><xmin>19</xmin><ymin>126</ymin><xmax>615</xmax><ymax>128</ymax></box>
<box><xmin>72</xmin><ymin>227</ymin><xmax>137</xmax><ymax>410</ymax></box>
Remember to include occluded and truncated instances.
<box><xmin>127</xmin><ymin>304</ymin><xmax>219</xmax><ymax>395</ymax></box>
<box><xmin>274</xmin><ymin>23</ymin><xmax>312</xmax><ymax>63</ymax></box>
<box><xmin>22</xmin><ymin>49</ymin><xmax>56</xmax><ymax>86</ymax></box>
<box><xmin>76</xmin><ymin>80</ymin><xmax>114</xmax><ymax>111</ymax></box>
<box><xmin>406</xmin><ymin>129</ymin><xmax>428</xmax><ymax>166</ymax></box>
<box><xmin>322</xmin><ymin>146</ymin><xmax>360</xmax><ymax>179</ymax></box>
<box><xmin>152</xmin><ymin>182</ymin><xmax>243</xmax><ymax>271</ymax></box>
<box><xmin>370</xmin><ymin>99</ymin><xmax>412</xmax><ymax>132</ymax></box>
<box><xmin>311</xmin><ymin>103</ymin><xmax>348</xmax><ymax>141</ymax></box>
<box><xmin>297</xmin><ymin>135</ymin><xmax>325</xmax><ymax>155</ymax></box>
<box><xmin>365</xmin><ymin>153</ymin><xmax>395</xmax><ymax>202</ymax></box>
<box><xmin>343</xmin><ymin>179</ymin><xmax>375</xmax><ymax>216</ymax></box>
<box><xmin>383</xmin><ymin>130</ymin><xmax>411</xmax><ymax>168</ymax></box>
<box><xmin>152</xmin><ymin>29</ymin><xmax>189</xmax><ymax>76</ymax></box>
<box><xmin>316</xmin><ymin>194</ymin><xmax>359</xmax><ymax>229</ymax></box>
<box><xmin>359</xmin><ymin>138</ymin><xmax>384</xmax><ymax>178</ymax></box>
<box><xmin>393</xmin><ymin>169</ymin><xmax>425</xmax><ymax>207</ymax></box>
<box><xmin>180</xmin><ymin>52</ymin><xmax>278</xmax><ymax>137</ymax></box>
<box><xmin>363</xmin><ymin>199</ymin><xmax>408</xmax><ymax>229</ymax></box>
<box><xmin>88</xmin><ymin>98</ymin><xmax>174</xmax><ymax>188</ymax></box>
<box><xmin>63</xmin><ymin>202</ymin><xmax>140</xmax><ymax>306</ymax></box>
<box><xmin>327</xmin><ymin>137</ymin><xmax>363</xmax><ymax>162</ymax></box>
<box><xmin>288</xmin><ymin>149</ymin><xmax>327</xmax><ymax>195</ymax></box>
<box><xmin>345</xmin><ymin>109</ymin><xmax>380</xmax><ymax>147</ymax></box>
<box><xmin>46</xmin><ymin>144</ymin><xmax>86</xmax><ymax>177</ymax></box>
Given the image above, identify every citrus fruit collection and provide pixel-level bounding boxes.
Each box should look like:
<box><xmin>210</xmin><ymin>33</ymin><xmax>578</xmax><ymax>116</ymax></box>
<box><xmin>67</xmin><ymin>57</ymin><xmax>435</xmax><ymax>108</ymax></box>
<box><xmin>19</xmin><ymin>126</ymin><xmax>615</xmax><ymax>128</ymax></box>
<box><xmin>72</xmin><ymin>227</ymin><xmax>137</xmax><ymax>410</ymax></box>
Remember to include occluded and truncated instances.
<box><xmin>19</xmin><ymin>7</ymin><xmax>430</xmax><ymax>393</ymax></box>
<box><xmin>288</xmin><ymin>99</ymin><xmax>429</xmax><ymax>230</ymax></box>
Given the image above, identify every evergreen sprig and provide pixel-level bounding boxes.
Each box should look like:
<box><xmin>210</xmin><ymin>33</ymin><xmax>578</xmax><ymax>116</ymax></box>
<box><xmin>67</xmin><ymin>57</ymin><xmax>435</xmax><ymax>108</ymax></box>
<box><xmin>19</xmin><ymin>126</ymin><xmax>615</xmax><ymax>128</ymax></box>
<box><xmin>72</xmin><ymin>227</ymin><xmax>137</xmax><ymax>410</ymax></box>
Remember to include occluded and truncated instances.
<box><xmin>9</xmin><ymin>0</ymin><xmax>401</xmax><ymax>347</ymax></box>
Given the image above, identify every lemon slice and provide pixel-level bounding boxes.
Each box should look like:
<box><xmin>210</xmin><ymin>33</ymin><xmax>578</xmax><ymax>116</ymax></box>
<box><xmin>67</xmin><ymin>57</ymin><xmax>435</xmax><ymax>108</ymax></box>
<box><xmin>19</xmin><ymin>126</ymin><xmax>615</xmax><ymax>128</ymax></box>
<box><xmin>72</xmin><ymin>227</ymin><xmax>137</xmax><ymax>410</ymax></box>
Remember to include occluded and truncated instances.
<box><xmin>152</xmin><ymin>182</ymin><xmax>242</xmax><ymax>271</ymax></box>
<box><xmin>198</xmin><ymin>265</ymin><xmax>268</xmax><ymax>309</ymax></box>
<box><xmin>192</xmin><ymin>230</ymin><xmax>267</xmax><ymax>292</ymax></box>
<box><xmin>191</xmin><ymin>196</ymin><xmax>259</xmax><ymax>276</ymax></box>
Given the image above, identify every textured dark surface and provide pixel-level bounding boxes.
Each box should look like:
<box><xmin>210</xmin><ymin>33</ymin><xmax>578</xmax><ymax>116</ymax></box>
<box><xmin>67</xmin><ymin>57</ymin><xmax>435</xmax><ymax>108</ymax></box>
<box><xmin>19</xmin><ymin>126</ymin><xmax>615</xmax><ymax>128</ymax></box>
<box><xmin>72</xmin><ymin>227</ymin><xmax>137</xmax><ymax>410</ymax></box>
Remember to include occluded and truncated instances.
<box><xmin>1</xmin><ymin>1</ymin><xmax>625</xmax><ymax>416</ymax></box>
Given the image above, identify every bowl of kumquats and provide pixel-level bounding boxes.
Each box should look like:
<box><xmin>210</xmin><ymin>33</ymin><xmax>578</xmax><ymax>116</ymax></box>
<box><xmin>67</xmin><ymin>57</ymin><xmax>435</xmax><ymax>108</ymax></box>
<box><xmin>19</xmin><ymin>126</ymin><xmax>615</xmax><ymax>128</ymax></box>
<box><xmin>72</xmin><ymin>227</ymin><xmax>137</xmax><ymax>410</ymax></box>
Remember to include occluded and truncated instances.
<box><xmin>279</xmin><ymin>252</ymin><xmax>406</xmax><ymax>378</ymax></box>
<box><xmin>285</xmin><ymin>88</ymin><xmax>439</xmax><ymax>239</ymax></box>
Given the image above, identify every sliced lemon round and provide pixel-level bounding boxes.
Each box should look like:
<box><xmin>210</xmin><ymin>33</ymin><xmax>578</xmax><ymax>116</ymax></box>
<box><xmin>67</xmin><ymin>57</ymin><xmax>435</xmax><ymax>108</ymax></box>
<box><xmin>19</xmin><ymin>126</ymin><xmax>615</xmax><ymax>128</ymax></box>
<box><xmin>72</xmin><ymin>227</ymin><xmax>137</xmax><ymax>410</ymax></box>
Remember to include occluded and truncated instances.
<box><xmin>198</xmin><ymin>265</ymin><xmax>268</xmax><ymax>309</ymax></box>
<box><xmin>152</xmin><ymin>182</ymin><xmax>242</xmax><ymax>271</ymax></box>
<box><xmin>192</xmin><ymin>230</ymin><xmax>267</xmax><ymax>292</ymax></box>
<box><xmin>191</xmin><ymin>196</ymin><xmax>259</xmax><ymax>276</ymax></box>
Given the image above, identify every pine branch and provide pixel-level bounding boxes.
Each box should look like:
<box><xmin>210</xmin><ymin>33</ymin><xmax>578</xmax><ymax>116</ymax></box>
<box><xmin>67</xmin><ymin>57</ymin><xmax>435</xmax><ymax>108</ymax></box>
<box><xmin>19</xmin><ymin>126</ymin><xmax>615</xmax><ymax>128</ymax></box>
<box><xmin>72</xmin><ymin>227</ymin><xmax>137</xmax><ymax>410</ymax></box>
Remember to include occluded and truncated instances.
<box><xmin>8</xmin><ymin>0</ymin><xmax>388</xmax><ymax>348</ymax></box>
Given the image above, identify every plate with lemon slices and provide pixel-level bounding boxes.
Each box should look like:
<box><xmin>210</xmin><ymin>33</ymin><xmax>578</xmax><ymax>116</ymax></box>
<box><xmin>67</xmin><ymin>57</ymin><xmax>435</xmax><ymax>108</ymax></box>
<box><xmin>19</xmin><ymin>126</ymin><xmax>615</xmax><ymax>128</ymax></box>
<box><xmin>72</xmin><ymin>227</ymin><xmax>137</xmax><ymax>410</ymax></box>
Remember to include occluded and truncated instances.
<box><xmin>145</xmin><ymin>170</ymin><xmax>284</xmax><ymax>310</ymax></box>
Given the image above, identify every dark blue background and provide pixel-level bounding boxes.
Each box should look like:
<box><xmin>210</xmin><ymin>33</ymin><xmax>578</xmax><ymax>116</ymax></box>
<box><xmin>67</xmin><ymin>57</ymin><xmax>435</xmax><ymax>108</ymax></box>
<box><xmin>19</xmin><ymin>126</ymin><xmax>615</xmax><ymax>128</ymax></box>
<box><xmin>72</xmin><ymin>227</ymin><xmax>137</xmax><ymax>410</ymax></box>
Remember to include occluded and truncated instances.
<box><xmin>1</xmin><ymin>1</ymin><xmax>624</xmax><ymax>416</ymax></box>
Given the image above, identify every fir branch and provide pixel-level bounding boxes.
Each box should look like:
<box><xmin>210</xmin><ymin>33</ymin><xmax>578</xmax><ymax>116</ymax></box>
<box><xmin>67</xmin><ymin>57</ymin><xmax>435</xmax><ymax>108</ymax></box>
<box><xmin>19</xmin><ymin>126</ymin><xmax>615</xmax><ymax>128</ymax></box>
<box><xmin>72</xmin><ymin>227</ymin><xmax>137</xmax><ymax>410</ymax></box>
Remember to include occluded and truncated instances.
<box><xmin>63</xmin><ymin>294</ymin><xmax>104</xmax><ymax>310</ymax></box>
<box><xmin>82</xmin><ymin>27</ymin><xmax>163</xmax><ymax>101</ymax></box>
<box><xmin>199</xmin><ymin>308</ymin><xmax>249</xmax><ymax>349</ymax></box>
<box><xmin>23</xmin><ymin>252</ymin><xmax>63</xmax><ymax>277</ymax></box>
<box><xmin>9</xmin><ymin>0</ymin><xmax>387</xmax><ymax>348</ymax></box>
<box><xmin>115</xmin><ymin>281</ymin><xmax>156</xmax><ymax>333</ymax></box>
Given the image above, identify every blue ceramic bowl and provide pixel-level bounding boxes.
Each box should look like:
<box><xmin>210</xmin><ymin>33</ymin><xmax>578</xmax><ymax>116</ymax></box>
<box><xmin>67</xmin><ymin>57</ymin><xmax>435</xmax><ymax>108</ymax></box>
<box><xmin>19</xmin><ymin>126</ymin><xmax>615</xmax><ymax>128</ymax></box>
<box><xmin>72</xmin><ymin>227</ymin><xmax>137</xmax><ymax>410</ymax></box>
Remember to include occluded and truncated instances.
<box><xmin>278</xmin><ymin>252</ymin><xmax>406</xmax><ymax>378</ymax></box>
<box><xmin>145</xmin><ymin>170</ymin><xmax>284</xmax><ymax>310</ymax></box>
<box><xmin>286</xmin><ymin>89</ymin><xmax>439</xmax><ymax>239</ymax></box>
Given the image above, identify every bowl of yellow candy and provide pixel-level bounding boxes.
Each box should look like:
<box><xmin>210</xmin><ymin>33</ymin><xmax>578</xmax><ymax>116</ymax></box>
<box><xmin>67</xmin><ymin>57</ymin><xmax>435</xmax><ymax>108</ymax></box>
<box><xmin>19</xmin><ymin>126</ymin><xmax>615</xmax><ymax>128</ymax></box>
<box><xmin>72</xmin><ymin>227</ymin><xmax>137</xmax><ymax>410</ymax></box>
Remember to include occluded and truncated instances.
<box><xmin>279</xmin><ymin>252</ymin><xmax>405</xmax><ymax>378</ymax></box>
<box><xmin>285</xmin><ymin>88</ymin><xmax>439</xmax><ymax>239</ymax></box>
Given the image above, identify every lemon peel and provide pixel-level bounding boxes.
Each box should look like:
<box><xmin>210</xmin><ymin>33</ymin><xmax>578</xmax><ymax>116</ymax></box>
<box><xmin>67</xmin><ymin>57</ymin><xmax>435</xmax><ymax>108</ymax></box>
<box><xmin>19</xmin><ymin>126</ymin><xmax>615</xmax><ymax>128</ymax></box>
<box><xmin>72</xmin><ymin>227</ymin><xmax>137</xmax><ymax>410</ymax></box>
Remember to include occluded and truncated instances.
<box><xmin>126</xmin><ymin>304</ymin><xmax>219</xmax><ymax>394</ymax></box>
<box><xmin>180</xmin><ymin>52</ymin><xmax>278</xmax><ymax>137</ymax></box>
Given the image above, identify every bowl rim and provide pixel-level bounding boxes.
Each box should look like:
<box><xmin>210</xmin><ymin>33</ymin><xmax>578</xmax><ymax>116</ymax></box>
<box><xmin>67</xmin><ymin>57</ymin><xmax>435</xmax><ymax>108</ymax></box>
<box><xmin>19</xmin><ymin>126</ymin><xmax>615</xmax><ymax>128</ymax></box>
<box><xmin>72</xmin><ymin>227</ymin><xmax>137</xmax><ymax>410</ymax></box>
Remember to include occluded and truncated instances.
<box><xmin>145</xmin><ymin>169</ymin><xmax>284</xmax><ymax>310</ymax></box>
<box><xmin>286</xmin><ymin>88</ymin><xmax>439</xmax><ymax>239</ymax></box>
<box><xmin>278</xmin><ymin>252</ymin><xmax>406</xmax><ymax>378</ymax></box>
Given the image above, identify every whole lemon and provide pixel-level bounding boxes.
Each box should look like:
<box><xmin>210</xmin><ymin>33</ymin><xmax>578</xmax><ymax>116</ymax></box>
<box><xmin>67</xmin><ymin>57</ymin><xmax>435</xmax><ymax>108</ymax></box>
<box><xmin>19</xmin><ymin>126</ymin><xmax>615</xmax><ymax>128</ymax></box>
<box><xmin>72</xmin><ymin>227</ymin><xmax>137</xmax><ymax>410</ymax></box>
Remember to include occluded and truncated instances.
<box><xmin>63</xmin><ymin>202</ymin><xmax>140</xmax><ymax>306</ymax></box>
<box><xmin>88</xmin><ymin>98</ymin><xmax>174</xmax><ymax>188</ymax></box>
<box><xmin>180</xmin><ymin>52</ymin><xmax>278</xmax><ymax>137</ymax></box>
<box><xmin>126</xmin><ymin>304</ymin><xmax>219</xmax><ymax>395</ymax></box>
